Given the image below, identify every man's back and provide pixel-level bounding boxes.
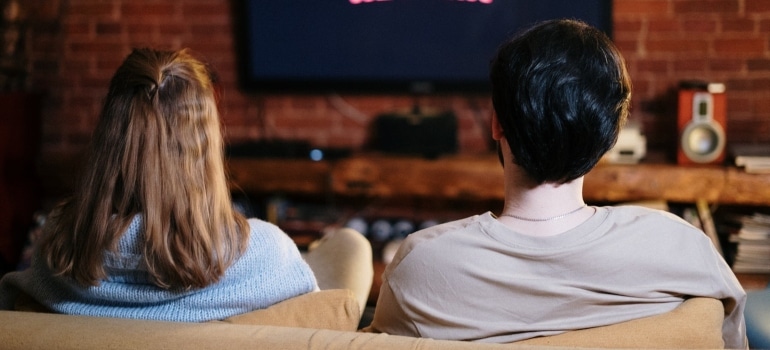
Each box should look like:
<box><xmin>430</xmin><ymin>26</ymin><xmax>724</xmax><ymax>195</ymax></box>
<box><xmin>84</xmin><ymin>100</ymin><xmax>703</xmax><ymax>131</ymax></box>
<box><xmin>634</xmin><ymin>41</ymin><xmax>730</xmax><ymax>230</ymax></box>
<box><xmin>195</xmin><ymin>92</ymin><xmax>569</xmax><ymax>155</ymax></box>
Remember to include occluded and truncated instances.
<box><xmin>370</xmin><ymin>206</ymin><xmax>745</xmax><ymax>347</ymax></box>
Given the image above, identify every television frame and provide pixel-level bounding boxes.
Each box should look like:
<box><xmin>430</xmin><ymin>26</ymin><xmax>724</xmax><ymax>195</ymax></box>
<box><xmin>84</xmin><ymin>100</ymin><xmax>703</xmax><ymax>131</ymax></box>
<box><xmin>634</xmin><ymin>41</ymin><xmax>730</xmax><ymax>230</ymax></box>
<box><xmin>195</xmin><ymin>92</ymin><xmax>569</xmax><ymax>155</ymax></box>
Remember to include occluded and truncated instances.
<box><xmin>232</xmin><ymin>0</ymin><xmax>613</xmax><ymax>95</ymax></box>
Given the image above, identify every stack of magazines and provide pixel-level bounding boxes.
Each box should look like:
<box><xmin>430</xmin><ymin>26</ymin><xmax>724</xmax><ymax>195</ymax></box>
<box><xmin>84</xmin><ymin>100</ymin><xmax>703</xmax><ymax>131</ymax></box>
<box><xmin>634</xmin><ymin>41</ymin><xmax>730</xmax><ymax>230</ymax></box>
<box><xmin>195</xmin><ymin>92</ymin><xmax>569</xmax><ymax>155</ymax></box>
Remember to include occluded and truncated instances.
<box><xmin>731</xmin><ymin>213</ymin><xmax>770</xmax><ymax>273</ymax></box>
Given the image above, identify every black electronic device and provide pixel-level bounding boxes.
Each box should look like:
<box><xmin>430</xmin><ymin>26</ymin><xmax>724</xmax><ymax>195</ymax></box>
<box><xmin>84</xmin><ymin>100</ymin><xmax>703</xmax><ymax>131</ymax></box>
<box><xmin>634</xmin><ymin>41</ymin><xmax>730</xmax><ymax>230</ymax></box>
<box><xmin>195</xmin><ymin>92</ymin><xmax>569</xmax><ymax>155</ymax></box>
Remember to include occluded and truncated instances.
<box><xmin>371</xmin><ymin>110</ymin><xmax>457</xmax><ymax>158</ymax></box>
<box><xmin>226</xmin><ymin>139</ymin><xmax>311</xmax><ymax>159</ymax></box>
<box><xmin>234</xmin><ymin>0</ymin><xmax>612</xmax><ymax>94</ymax></box>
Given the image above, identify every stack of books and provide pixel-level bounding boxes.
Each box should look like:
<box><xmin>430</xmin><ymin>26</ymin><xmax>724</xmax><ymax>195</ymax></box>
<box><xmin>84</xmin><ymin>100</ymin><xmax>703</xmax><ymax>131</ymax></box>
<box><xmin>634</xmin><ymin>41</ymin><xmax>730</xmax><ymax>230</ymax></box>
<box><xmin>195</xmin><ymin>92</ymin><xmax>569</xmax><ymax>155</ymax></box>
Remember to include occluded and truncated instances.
<box><xmin>731</xmin><ymin>213</ymin><xmax>770</xmax><ymax>273</ymax></box>
<box><xmin>732</xmin><ymin>144</ymin><xmax>770</xmax><ymax>174</ymax></box>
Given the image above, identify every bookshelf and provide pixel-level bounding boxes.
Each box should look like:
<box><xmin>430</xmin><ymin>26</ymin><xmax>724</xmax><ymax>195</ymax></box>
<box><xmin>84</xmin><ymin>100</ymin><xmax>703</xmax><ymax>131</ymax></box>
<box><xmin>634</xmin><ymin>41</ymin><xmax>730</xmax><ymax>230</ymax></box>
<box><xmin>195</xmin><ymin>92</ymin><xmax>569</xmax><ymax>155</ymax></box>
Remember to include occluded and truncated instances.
<box><xmin>226</xmin><ymin>154</ymin><xmax>770</xmax><ymax>206</ymax></box>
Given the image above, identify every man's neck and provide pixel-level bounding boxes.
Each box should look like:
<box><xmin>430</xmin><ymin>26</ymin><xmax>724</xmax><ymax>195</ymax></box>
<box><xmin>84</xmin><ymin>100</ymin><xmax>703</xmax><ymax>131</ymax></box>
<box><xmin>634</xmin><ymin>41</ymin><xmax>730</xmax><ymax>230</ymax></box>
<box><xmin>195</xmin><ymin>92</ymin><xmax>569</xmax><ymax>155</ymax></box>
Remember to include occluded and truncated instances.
<box><xmin>498</xmin><ymin>166</ymin><xmax>591</xmax><ymax>236</ymax></box>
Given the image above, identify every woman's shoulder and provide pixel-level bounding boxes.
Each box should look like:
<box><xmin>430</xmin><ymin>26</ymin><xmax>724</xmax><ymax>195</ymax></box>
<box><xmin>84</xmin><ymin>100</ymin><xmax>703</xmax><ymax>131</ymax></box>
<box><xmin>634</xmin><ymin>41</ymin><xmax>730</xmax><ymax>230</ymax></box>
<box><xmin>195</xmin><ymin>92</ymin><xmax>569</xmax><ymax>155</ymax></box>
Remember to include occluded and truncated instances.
<box><xmin>244</xmin><ymin>218</ymin><xmax>297</xmax><ymax>249</ymax></box>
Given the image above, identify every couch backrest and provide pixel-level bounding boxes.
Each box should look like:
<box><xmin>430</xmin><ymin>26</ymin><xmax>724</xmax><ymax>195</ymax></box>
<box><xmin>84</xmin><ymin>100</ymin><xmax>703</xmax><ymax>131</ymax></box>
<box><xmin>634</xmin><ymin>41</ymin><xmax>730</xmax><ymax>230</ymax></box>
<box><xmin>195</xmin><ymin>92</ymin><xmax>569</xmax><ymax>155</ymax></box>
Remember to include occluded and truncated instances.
<box><xmin>0</xmin><ymin>296</ymin><xmax>726</xmax><ymax>350</ymax></box>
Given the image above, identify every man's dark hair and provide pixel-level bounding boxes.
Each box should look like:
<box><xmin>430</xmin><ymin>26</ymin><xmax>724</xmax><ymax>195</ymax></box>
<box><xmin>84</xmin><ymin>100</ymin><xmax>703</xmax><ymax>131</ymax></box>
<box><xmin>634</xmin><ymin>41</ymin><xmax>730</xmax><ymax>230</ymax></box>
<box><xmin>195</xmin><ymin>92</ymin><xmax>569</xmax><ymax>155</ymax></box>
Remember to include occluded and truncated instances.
<box><xmin>490</xmin><ymin>19</ymin><xmax>631</xmax><ymax>184</ymax></box>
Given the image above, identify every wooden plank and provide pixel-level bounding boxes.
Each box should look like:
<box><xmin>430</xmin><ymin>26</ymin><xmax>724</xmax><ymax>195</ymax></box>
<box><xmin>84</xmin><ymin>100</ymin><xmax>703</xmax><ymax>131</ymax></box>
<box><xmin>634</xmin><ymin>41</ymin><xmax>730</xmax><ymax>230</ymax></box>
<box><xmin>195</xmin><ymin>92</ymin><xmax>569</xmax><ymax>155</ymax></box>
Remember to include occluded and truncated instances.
<box><xmin>219</xmin><ymin>155</ymin><xmax>770</xmax><ymax>206</ymax></box>
<box><xmin>330</xmin><ymin>154</ymin><xmax>504</xmax><ymax>200</ymax></box>
<box><xmin>720</xmin><ymin>167</ymin><xmax>770</xmax><ymax>205</ymax></box>
<box><xmin>584</xmin><ymin>164</ymin><xmax>725</xmax><ymax>203</ymax></box>
<box><xmin>226</xmin><ymin>157</ymin><xmax>331</xmax><ymax>195</ymax></box>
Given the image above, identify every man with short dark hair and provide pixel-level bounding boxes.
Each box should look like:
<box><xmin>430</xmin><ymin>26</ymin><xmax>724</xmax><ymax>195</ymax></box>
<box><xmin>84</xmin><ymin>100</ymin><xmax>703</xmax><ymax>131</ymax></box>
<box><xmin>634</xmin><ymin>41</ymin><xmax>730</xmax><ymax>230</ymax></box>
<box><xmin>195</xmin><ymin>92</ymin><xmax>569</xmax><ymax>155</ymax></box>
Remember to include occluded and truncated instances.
<box><xmin>368</xmin><ymin>19</ymin><xmax>746</xmax><ymax>348</ymax></box>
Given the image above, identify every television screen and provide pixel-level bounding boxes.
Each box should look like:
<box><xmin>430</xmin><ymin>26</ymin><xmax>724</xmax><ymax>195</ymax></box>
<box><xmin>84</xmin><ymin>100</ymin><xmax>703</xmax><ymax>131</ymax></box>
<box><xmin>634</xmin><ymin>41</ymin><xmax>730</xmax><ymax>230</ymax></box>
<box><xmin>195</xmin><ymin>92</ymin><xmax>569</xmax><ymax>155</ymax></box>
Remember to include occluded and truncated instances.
<box><xmin>235</xmin><ymin>0</ymin><xmax>612</xmax><ymax>94</ymax></box>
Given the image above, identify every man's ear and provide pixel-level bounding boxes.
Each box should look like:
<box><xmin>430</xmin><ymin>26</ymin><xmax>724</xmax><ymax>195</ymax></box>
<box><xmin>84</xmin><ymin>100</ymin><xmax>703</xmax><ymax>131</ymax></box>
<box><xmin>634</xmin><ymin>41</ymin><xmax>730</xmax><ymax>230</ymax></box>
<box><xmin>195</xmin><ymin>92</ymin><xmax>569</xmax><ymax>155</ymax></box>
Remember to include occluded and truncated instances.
<box><xmin>491</xmin><ymin>112</ymin><xmax>505</xmax><ymax>141</ymax></box>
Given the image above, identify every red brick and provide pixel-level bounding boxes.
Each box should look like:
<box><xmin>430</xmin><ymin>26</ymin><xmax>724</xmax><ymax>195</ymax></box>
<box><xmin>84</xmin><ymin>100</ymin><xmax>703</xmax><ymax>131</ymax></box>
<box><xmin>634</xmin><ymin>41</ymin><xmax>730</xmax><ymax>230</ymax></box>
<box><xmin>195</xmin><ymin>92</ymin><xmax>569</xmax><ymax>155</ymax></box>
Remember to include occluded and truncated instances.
<box><xmin>126</xmin><ymin>23</ymin><xmax>158</xmax><ymax>38</ymax></box>
<box><xmin>674</xmin><ymin>59</ymin><xmax>708</xmax><ymax>71</ymax></box>
<box><xmin>182</xmin><ymin>3</ymin><xmax>228</xmax><ymax>18</ymax></box>
<box><xmin>638</xmin><ymin>59</ymin><xmax>669</xmax><ymax>73</ymax></box>
<box><xmin>157</xmin><ymin>23</ymin><xmax>186</xmax><ymax>36</ymax></box>
<box><xmin>96</xmin><ymin>22</ymin><xmax>122</xmax><ymax>36</ymax></box>
<box><xmin>59</xmin><ymin>57</ymin><xmax>91</xmax><ymax>72</ymax></box>
<box><xmin>681</xmin><ymin>19</ymin><xmax>718</xmax><ymax>33</ymax></box>
<box><xmin>187</xmin><ymin>41</ymin><xmax>232</xmax><ymax>55</ymax></box>
<box><xmin>726</xmin><ymin>78</ymin><xmax>754</xmax><ymax>91</ymax></box>
<box><xmin>729</xmin><ymin>120</ymin><xmax>770</xmax><ymax>143</ymax></box>
<box><xmin>726</xmin><ymin>96</ymin><xmax>752</xmax><ymax>113</ymax></box>
<box><xmin>65</xmin><ymin>21</ymin><xmax>91</xmax><ymax>36</ymax></box>
<box><xmin>755</xmin><ymin>98</ymin><xmax>770</xmax><ymax>114</ymax></box>
<box><xmin>80</xmin><ymin>76</ymin><xmax>113</xmax><ymax>90</ymax></box>
<box><xmin>614</xmin><ymin>39</ymin><xmax>639</xmax><ymax>54</ymax></box>
<box><xmin>190</xmin><ymin>24</ymin><xmax>231</xmax><ymax>36</ymax></box>
<box><xmin>752</xmin><ymin>78</ymin><xmax>770</xmax><ymax>89</ymax></box>
<box><xmin>722</xmin><ymin>18</ymin><xmax>756</xmax><ymax>32</ymax></box>
<box><xmin>614</xmin><ymin>0</ymin><xmax>670</xmax><ymax>16</ymax></box>
<box><xmin>121</xmin><ymin>3</ymin><xmax>177</xmax><ymax>17</ymax></box>
<box><xmin>648</xmin><ymin>19</ymin><xmax>679</xmax><ymax>32</ymax></box>
<box><xmin>630</xmin><ymin>79</ymin><xmax>651</xmax><ymax>96</ymax></box>
<box><xmin>96</xmin><ymin>56</ymin><xmax>125</xmax><ymax>72</ymax></box>
<box><xmin>748</xmin><ymin>59</ymin><xmax>770</xmax><ymax>71</ymax></box>
<box><xmin>31</xmin><ymin>60</ymin><xmax>59</xmax><ymax>73</ymax></box>
<box><xmin>68</xmin><ymin>1</ymin><xmax>116</xmax><ymax>17</ymax></box>
<box><xmin>645</xmin><ymin>39</ymin><xmax>710</xmax><ymax>53</ymax></box>
<box><xmin>673</xmin><ymin>0</ymin><xmax>739</xmax><ymax>14</ymax></box>
<box><xmin>746</xmin><ymin>0</ymin><xmax>770</xmax><ymax>12</ymax></box>
<box><xmin>710</xmin><ymin>58</ymin><xmax>744</xmax><ymax>71</ymax></box>
<box><xmin>614</xmin><ymin>19</ymin><xmax>644</xmax><ymax>33</ymax></box>
<box><xmin>714</xmin><ymin>38</ymin><xmax>765</xmax><ymax>54</ymax></box>
<box><xmin>68</xmin><ymin>42</ymin><xmax>125</xmax><ymax>55</ymax></box>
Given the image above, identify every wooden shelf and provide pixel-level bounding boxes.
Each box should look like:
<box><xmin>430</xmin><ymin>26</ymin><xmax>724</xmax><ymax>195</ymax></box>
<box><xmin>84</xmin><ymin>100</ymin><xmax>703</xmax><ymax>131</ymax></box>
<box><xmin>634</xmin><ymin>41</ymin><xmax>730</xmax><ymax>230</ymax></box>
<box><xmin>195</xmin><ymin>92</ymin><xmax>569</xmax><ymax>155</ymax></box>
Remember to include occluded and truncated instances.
<box><xmin>226</xmin><ymin>154</ymin><xmax>770</xmax><ymax>206</ymax></box>
<box><xmin>39</xmin><ymin>152</ymin><xmax>770</xmax><ymax>207</ymax></box>
<box><xmin>331</xmin><ymin>154</ymin><xmax>503</xmax><ymax>200</ymax></box>
<box><xmin>227</xmin><ymin>158</ymin><xmax>331</xmax><ymax>195</ymax></box>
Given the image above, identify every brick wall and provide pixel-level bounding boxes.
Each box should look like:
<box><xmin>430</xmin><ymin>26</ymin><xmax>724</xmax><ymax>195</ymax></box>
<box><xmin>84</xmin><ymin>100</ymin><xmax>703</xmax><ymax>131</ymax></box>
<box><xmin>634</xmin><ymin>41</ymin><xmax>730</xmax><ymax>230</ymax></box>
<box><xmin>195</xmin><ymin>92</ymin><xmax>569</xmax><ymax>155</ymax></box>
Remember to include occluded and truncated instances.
<box><xmin>615</xmin><ymin>0</ymin><xmax>770</xmax><ymax>156</ymax></box>
<box><xmin>24</xmin><ymin>0</ymin><xmax>770</xmax><ymax>162</ymax></box>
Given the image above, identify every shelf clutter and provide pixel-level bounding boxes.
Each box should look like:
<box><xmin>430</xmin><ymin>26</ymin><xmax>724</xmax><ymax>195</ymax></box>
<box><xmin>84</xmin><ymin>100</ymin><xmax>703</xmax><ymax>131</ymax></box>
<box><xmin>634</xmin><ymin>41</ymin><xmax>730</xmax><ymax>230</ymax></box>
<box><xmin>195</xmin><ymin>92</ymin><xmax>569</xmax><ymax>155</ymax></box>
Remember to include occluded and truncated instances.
<box><xmin>731</xmin><ymin>213</ymin><xmax>770</xmax><ymax>274</ymax></box>
<box><xmin>736</xmin><ymin>156</ymin><xmax>770</xmax><ymax>174</ymax></box>
<box><xmin>733</xmin><ymin>144</ymin><xmax>770</xmax><ymax>174</ymax></box>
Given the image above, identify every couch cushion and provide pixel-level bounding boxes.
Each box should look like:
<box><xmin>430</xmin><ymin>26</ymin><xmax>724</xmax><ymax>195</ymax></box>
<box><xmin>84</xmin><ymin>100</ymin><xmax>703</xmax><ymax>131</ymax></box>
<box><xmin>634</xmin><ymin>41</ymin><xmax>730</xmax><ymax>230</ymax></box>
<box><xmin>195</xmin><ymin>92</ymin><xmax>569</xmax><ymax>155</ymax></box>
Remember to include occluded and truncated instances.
<box><xmin>362</xmin><ymin>297</ymin><xmax>725</xmax><ymax>349</ymax></box>
<box><xmin>514</xmin><ymin>297</ymin><xmax>724</xmax><ymax>349</ymax></box>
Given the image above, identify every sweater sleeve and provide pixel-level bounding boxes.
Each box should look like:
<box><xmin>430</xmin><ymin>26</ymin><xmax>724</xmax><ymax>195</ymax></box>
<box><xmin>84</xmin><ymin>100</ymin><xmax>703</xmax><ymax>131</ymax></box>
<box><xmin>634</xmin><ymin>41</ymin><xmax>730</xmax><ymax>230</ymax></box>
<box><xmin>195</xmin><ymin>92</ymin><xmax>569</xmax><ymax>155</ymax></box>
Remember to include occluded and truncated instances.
<box><xmin>233</xmin><ymin>219</ymin><xmax>319</xmax><ymax>304</ymax></box>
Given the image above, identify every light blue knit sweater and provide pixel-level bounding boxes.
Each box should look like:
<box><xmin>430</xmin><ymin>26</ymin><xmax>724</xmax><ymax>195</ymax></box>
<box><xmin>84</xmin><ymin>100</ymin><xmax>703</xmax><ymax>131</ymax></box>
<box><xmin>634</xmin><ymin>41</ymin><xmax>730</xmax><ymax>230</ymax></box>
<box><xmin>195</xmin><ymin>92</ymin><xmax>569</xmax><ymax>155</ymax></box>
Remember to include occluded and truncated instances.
<box><xmin>0</xmin><ymin>216</ymin><xmax>318</xmax><ymax>322</ymax></box>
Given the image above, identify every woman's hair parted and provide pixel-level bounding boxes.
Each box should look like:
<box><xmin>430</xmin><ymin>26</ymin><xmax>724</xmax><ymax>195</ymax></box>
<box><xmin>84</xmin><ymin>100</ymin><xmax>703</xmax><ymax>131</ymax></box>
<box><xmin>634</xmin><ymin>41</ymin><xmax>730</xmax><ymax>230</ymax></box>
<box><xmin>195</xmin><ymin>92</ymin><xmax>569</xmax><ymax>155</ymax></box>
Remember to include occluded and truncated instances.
<box><xmin>39</xmin><ymin>48</ymin><xmax>249</xmax><ymax>290</ymax></box>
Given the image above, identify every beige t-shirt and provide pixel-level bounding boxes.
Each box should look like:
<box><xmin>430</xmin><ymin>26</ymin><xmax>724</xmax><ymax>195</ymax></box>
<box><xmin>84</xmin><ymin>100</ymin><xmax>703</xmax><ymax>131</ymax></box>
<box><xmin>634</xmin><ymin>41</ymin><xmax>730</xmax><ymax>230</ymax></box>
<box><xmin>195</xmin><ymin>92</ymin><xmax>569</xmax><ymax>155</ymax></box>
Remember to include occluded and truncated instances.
<box><xmin>370</xmin><ymin>206</ymin><xmax>746</xmax><ymax>349</ymax></box>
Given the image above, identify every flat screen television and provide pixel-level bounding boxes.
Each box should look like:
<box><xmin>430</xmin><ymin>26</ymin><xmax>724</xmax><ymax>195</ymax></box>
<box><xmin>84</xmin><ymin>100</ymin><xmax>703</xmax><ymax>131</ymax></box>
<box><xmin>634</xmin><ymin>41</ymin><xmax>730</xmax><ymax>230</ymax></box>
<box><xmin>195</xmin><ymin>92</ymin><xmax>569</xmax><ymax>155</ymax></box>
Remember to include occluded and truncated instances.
<box><xmin>234</xmin><ymin>0</ymin><xmax>613</xmax><ymax>94</ymax></box>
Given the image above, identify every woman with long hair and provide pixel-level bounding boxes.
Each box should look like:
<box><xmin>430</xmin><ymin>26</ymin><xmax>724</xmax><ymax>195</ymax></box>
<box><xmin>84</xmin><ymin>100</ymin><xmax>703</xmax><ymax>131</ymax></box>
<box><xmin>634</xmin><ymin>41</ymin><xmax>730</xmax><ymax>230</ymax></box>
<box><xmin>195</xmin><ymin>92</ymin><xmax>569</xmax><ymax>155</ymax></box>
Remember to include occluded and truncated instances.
<box><xmin>0</xmin><ymin>48</ymin><xmax>321</xmax><ymax>321</ymax></box>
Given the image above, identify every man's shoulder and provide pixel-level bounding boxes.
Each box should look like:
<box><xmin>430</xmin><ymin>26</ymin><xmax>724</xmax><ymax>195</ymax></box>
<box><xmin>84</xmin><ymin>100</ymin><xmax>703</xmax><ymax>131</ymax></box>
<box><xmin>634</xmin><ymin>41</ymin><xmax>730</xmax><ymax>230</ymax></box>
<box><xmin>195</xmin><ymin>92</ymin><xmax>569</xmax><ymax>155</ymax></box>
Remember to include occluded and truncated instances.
<box><xmin>603</xmin><ymin>205</ymin><xmax>708</xmax><ymax>244</ymax></box>
<box><xmin>608</xmin><ymin>205</ymin><xmax>693</xmax><ymax>227</ymax></box>
<box><xmin>387</xmin><ymin>213</ymin><xmax>488</xmax><ymax>267</ymax></box>
<box><xmin>407</xmin><ymin>213</ymin><xmax>487</xmax><ymax>243</ymax></box>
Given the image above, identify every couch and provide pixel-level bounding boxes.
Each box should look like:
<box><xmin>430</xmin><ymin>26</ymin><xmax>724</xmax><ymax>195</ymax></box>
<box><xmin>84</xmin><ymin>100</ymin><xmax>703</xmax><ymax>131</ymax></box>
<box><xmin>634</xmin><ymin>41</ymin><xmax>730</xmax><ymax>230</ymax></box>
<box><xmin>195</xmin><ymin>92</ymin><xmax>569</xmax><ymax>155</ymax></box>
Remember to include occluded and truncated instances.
<box><xmin>0</xmin><ymin>288</ymin><xmax>726</xmax><ymax>350</ymax></box>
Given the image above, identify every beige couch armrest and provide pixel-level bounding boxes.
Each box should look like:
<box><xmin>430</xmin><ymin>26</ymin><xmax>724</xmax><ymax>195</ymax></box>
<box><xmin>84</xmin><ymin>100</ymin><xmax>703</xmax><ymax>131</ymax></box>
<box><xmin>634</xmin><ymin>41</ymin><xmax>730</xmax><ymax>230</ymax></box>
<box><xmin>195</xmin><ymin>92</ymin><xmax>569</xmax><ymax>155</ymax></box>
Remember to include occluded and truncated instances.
<box><xmin>514</xmin><ymin>297</ymin><xmax>725</xmax><ymax>349</ymax></box>
<box><xmin>218</xmin><ymin>289</ymin><xmax>360</xmax><ymax>331</ymax></box>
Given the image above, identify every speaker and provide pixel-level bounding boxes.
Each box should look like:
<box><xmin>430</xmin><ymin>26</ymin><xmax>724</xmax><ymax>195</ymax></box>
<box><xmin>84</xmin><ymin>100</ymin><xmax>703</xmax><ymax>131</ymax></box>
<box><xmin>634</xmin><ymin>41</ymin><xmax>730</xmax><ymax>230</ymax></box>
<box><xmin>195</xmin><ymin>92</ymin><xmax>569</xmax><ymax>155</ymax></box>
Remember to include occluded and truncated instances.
<box><xmin>677</xmin><ymin>83</ymin><xmax>727</xmax><ymax>165</ymax></box>
<box><xmin>372</xmin><ymin>111</ymin><xmax>457</xmax><ymax>158</ymax></box>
